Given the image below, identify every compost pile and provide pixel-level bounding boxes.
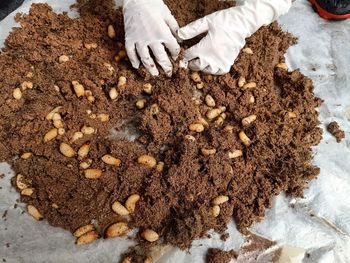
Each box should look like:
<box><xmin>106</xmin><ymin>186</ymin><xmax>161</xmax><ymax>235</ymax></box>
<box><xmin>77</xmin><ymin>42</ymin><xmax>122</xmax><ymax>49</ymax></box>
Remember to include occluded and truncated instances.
<box><xmin>0</xmin><ymin>0</ymin><xmax>322</xmax><ymax>258</ymax></box>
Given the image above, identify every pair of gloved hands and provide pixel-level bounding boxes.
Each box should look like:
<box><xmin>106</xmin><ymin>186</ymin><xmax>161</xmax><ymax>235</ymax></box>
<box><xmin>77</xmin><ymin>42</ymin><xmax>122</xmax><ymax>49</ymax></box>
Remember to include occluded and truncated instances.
<box><xmin>123</xmin><ymin>0</ymin><xmax>292</xmax><ymax>76</ymax></box>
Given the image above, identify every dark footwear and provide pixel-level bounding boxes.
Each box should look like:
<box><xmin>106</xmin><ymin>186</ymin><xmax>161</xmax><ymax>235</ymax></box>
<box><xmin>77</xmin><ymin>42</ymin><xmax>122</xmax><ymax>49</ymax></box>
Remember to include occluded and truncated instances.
<box><xmin>0</xmin><ymin>0</ymin><xmax>24</xmax><ymax>21</ymax></box>
<box><xmin>309</xmin><ymin>0</ymin><xmax>350</xmax><ymax>20</ymax></box>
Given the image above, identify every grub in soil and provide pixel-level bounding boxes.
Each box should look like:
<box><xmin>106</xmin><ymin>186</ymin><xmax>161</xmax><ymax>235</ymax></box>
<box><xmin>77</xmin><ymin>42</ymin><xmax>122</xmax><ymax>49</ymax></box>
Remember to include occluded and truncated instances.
<box><xmin>327</xmin><ymin>121</ymin><xmax>345</xmax><ymax>143</ymax></box>
<box><xmin>0</xmin><ymin>0</ymin><xmax>322</xmax><ymax>255</ymax></box>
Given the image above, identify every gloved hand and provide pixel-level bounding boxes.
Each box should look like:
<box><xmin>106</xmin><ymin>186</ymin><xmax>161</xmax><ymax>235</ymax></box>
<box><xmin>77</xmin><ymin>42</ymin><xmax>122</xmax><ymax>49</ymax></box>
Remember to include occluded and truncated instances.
<box><xmin>123</xmin><ymin>0</ymin><xmax>180</xmax><ymax>76</ymax></box>
<box><xmin>178</xmin><ymin>0</ymin><xmax>292</xmax><ymax>75</ymax></box>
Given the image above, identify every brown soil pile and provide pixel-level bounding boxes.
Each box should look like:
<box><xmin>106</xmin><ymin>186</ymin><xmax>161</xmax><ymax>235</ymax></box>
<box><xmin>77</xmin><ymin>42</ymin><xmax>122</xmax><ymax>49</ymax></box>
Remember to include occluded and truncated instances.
<box><xmin>0</xmin><ymin>0</ymin><xmax>322</xmax><ymax>257</ymax></box>
<box><xmin>327</xmin><ymin>121</ymin><xmax>345</xmax><ymax>143</ymax></box>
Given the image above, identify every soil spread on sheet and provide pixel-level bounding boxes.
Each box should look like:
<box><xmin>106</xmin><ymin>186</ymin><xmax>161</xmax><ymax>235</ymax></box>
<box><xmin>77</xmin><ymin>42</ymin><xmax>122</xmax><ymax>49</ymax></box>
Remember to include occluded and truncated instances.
<box><xmin>327</xmin><ymin>121</ymin><xmax>345</xmax><ymax>143</ymax></box>
<box><xmin>0</xmin><ymin>0</ymin><xmax>322</xmax><ymax>256</ymax></box>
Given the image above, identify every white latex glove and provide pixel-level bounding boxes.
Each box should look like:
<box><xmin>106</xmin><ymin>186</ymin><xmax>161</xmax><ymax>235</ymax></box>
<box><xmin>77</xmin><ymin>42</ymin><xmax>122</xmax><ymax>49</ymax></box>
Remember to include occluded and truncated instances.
<box><xmin>123</xmin><ymin>0</ymin><xmax>180</xmax><ymax>76</ymax></box>
<box><xmin>178</xmin><ymin>0</ymin><xmax>292</xmax><ymax>75</ymax></box>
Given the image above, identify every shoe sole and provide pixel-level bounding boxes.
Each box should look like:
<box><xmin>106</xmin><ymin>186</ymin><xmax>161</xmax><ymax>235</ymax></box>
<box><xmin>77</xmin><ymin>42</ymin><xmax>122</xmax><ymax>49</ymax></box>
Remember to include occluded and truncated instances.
<box><xmin>309</xmin><ymin>0</ymin><xmax>350</xmax><ymax>20</ymax></box>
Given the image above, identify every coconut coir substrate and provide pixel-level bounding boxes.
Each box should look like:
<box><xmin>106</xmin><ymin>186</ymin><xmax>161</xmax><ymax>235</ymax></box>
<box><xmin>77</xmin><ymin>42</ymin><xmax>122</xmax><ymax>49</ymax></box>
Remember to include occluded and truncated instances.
<box><xmin>0</xmin><ymin>0</ymin><xmax>322</xmax><ymax>256</ymax></box>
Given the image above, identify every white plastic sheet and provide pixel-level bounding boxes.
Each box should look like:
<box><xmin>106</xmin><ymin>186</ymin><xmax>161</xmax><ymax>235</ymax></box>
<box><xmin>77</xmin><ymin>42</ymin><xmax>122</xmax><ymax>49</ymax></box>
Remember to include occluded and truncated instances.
<box><xmin>0</xmin><ymin>1</ymin><xmax>349</xmax><ymax>262</ymax></box>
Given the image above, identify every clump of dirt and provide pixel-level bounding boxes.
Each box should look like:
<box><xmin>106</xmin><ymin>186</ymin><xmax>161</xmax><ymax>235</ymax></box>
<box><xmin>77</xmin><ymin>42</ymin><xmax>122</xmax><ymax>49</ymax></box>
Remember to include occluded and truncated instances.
<box><xmin>207</xmin><ymin>248</ymin><xmax>237</xmax><ymax>263</ymax></box>
<box><xmin>235</xmin><ymin>233</ymin><xmax>282</xmax><ymax>262</ymax></box>
<box><xmin>0</xmin><ymin>0</ymin><xmax>322</xmax><ymax>257</ymax></box>
<box><xmin>327</xmin><ymin>121</ymin><xmax>345</xmax><ymax>143</ymax></box>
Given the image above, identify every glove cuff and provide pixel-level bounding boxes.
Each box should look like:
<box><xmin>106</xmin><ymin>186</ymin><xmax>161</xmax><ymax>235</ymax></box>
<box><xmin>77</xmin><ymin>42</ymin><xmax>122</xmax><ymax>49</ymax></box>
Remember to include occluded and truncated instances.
<box><xmin>268</xmin><ymin>0</ymin><xmax>292</xmax><ymax>17</ymax></box>
<box><xmin>243</xmin><ymin>0</ymin><xmax>292</xmax><ymax>18</ymax></box>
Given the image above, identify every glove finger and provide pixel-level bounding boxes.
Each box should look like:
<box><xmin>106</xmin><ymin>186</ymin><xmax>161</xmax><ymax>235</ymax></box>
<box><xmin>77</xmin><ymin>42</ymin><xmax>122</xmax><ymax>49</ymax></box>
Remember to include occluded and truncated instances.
<box><xmin>125</xmin><ymin>41</ymin><xmax>140</xmax><ymax>69</ymax></box>
<box><xmin>202</xmin><ymin>65</ymin><xmax>227</xmax><ymax>75</ymax></box>
<box><xmin>181</xmin><ymin>39</ymin><xmax>206</xmax><ymax>63</ymax></box>
<box><xmin>217</xmin><ymin>68</ymin><xmax>229</xmax><ymax>75</ymax></box>
<box><xmin>202</xmin><ymin>66</ymin><xmax>218</xmax><ymax>75</ymax></box>
<box><xmin>180</xmin><ymin>43</ymin><xmax>205</xmax><ymax>70</ymax></box>
<box><xmin>164</xmin><ymin>37</ymin><xmax>181</xmax><ymax>60</ymax></box>
<box><xmin>136</xmin><ymin>43</ymin><xmax>159</xmax><ymax>76</ymax></box>
<box><xmin>164</xmin><ymin>14</ymin><xmax>180</xmax><ymax>37</ymax></box>
<box><xmin>150</xmin><ymin>43</ymin><xmax>173</xmax><ymax>77</ymax></box>
<box><xmin>183</xmin><ymin>37</ymin><xmax>230</xmax><ymax>75</ymax></box>
<box><xmin>188</xmin><ymin>58</ymin><xmax>209</xmax><ymax>72</ymax></box>
<box><xmin>177</xmin><ymin>17</ymin><xmax>209</xmax><ymax>40</ymax></box>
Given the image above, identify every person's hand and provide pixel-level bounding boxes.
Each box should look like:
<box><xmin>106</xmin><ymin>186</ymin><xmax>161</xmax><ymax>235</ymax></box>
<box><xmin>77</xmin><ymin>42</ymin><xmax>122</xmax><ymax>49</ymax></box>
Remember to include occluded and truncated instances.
<box><xmin>177</xmin><ymin>0</ymin><xmax>292</xmax><ymax>75</ymax></box>
<box><xmin>123</xmin><ymin>0</ymin><xmax>180</xmax><ymax>76</ymax></box>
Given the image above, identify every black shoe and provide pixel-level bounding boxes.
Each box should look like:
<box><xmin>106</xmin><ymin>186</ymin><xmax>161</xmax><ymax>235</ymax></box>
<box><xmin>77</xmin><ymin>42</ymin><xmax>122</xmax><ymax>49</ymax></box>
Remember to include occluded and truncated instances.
<box><xmin>309</xmin><ymin>0</ymin><xmax>350</xmax><ymax>20</ymax></box>
<box><xmin>0</xmin><ymin>0</ymin><xmax>24</xmax><ymax>21</ymax></box>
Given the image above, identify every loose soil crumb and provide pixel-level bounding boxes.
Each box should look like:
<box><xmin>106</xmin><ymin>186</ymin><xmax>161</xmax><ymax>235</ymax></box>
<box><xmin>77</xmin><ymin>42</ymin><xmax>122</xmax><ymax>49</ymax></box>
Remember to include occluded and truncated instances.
<box><xmin>237</xmin><ymin>233</ymin><xmax>282</xmax><ymax>262</ymax></box>
<box><xmin>207</xmin><ymin>233</ymin><xmax>281</xmax><ymax>263</ymax></box>
<box><xmin>207</xmin><ymin>248</ymin><xmax>237</xmax><ymax>263</ymax></box>
<box><xmin>240</xmin><ymin>234</ymin><xmax>278</xmax><ymax>255</ymax></box>
<box><xmin>2</xmin><ymin>210</ymin><xmax>7</xmax><ymax>219</ymax></box>
<box><xmin>220</xmin><ymin>233</ymin><xmax>230</xmax><ymax>241</ymax></box>
<box><xmin>0</xmin><ymin>0</ymin><xmax>322</xmax><ymax>258</ymax></box>
<box><xmin>327</xmin><ymin>121</ymin><xmax>345</xmax><ymax>143</ymax></box>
